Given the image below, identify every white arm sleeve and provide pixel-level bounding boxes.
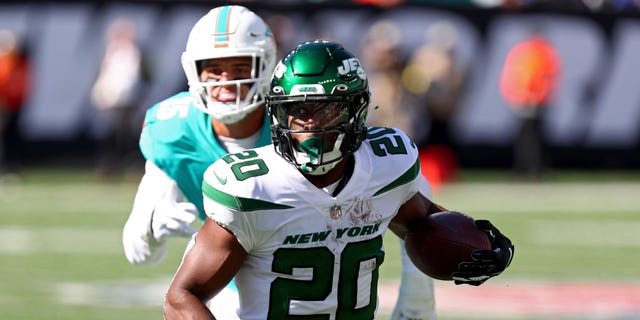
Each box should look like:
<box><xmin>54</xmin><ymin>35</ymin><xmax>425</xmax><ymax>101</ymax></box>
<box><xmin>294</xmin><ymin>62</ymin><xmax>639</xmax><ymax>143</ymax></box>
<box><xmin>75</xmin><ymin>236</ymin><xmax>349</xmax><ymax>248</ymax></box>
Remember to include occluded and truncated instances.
<box><xmin>122</xmin><ymin>161</ymin><xmax>184</xmax><ymax>265</ymax></box>
<box><xmin>391</xmin><ymin>175</ymin><xmax>437</xmax><ymax>320</ymax></box>
<box><xmin>392</xmin><ymin>241</ymin><xmax>437</xmax><ymax>320</ymax></box>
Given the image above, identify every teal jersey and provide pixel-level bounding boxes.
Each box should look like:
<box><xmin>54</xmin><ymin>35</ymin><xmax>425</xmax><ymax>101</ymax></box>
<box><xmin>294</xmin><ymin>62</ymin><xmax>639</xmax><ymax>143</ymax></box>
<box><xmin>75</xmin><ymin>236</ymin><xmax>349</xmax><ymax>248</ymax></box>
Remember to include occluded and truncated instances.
<box><xmin>139</xmin><ymin>91</ymin><xmax>272</xmax><ymax>220</ymax></box>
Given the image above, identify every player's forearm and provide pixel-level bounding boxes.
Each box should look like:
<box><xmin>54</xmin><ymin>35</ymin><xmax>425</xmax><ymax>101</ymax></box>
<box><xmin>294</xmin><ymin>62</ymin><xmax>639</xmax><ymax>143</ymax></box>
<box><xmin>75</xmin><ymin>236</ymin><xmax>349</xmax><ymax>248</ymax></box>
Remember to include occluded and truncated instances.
<box><xmin>164</xmin><ymin>288</ymin><xmax>215</xmax><ymax>320</ymax></box>
<box><xmin>428</xmin><ymin>201</ymin><xmax>447</xmax><ymax>215</ymax></box>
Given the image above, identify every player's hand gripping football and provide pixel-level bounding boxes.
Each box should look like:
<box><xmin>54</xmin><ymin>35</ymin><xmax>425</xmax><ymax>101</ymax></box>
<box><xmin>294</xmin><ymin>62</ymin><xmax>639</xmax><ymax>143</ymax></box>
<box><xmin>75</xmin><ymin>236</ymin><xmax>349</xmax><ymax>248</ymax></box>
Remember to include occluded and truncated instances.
<box><xmin>452</xmin><ymin>220</ymin><xmax>514</xmax><ymax>286</ymax></box>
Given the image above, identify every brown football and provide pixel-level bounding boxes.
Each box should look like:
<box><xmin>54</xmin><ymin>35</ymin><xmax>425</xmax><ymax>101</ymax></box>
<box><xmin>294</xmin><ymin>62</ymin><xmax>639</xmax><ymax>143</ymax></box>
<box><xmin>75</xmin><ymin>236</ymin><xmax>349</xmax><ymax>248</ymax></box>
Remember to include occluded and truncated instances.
<box><xmin>404</xmin><ymin>211</ymin><xmax>491</xmax><ymax>280</ymax></box>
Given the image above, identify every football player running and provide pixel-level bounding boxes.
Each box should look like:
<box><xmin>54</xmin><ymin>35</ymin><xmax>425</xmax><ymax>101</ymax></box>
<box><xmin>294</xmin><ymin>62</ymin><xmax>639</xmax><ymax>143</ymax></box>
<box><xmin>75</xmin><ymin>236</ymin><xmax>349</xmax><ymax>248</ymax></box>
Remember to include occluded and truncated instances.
<box><xmin>121</xmin><ymin>5</ymin><xmax>276</xmax><ymax>318</ymax></box>
<box><xmin>122</xmin><ymin>6</ymin><xmax>443</xmax><ymax>319</ymax></box>
<box><xmin>163</xmin><ymin>40</ymin><xmax>514</xmax><ymax>319</ymax></box>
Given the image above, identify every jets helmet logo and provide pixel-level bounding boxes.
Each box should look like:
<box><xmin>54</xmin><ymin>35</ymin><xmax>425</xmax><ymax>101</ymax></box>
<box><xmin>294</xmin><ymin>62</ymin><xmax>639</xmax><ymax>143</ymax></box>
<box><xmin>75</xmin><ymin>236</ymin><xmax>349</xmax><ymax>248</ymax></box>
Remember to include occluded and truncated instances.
<box><xmin>338</xmin><ymin>58</ymin><xmax>367</xmax><ymax>80</ymax></box>
<box><xmin>273</xmin><ymin>61</ymin><xmax>287</xmax><ymax>79</ymax></box>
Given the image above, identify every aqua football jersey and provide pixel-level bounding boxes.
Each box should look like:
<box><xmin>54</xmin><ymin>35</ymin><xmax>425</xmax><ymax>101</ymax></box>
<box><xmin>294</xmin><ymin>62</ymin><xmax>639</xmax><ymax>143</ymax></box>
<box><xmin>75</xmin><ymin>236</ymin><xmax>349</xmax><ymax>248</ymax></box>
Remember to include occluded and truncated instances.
<box><xmin>202</xmin><ymin>127</ymin><xmax>431</xmax><ymax>319</ymax></box>
<box><xmin>139</xmin><ymin>91</ymin><xmax>272</xmax><ymax>220</ymax></box>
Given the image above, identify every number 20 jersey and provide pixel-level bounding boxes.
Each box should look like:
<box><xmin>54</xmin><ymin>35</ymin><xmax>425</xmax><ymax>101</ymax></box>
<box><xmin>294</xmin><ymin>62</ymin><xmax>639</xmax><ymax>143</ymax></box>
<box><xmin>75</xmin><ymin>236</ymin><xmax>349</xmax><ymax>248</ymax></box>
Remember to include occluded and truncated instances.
<box><xmin>202</xmin><ymin>127</ymin><xmax>432</xmax><ymax>320</ymax></box>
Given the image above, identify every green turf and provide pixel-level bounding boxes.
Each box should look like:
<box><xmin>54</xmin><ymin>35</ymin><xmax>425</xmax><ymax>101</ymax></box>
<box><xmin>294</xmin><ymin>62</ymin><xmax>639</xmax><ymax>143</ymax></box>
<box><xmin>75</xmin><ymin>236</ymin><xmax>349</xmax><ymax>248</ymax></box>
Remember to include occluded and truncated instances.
<box><xmin>1</xmin><ymin>169</ymin><xmax>639</xmax><ymax>319</ymax></box>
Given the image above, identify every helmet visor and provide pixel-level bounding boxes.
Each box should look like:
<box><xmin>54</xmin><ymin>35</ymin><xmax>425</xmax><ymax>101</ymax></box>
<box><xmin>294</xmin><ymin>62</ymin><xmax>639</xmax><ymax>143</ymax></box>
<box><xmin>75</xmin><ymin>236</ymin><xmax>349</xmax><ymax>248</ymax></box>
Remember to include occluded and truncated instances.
<box><xmin>276</xmin><ymin>101</ymin><xmax>350</xmax><ymax>130</ymax></box>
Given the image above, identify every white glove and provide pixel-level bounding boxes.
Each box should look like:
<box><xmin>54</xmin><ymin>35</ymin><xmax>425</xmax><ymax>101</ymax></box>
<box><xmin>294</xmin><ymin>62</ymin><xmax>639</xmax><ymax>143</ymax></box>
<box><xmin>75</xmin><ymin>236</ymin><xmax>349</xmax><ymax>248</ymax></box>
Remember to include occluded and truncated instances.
<box><xmin>391</xmin><ymin>239</ymin><xmax>437</xmax><ymax>320</ymax></box>
<box><xmin>123</xmin><ymin>161</ymin><xmax>199</xmax><ymax>265</ymax></box>
<box><xmin>150</xmin><ymin>198</ymin><xmax>198</xmax><ymax>242</ymax></box>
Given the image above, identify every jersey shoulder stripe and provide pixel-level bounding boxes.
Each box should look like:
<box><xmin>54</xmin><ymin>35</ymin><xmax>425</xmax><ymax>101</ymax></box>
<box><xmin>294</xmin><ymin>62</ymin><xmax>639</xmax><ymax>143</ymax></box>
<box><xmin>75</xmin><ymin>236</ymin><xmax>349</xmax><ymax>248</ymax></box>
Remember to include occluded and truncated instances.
<box><xmin>202</xmin><ymin>180</ymin><xmax>293</xmax><ymax>211</ymax></box>
<box><xmin>373</xmin><ymin>156</ymin><xmax>420</xmax><ymax>196</ymax></box>
<box><xmin>202</xmin><ymin>145</ymin><xmax>312</xmax><ymax>213</ymax></box>
<box><xmin>202</xmin><ymin>128</ymin><xmax>423</xmax><ymax>214</ymax></box>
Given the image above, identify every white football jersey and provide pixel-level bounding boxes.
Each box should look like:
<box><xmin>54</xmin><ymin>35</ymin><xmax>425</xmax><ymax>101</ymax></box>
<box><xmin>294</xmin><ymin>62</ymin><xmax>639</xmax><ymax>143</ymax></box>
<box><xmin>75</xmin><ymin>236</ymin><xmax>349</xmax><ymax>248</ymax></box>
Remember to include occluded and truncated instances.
<box><xmin>202</xmin><ymin>127</ymin><xmax>431</xmax><ymax>320</ymax></box>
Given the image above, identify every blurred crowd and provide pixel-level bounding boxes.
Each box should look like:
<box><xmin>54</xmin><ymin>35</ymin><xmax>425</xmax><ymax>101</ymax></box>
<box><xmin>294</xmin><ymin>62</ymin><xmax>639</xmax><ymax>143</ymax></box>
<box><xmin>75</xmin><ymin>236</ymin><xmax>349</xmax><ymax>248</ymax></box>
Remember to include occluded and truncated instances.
<box><xmin>354</xmin><ymin>17</ymin><xmax>561</xmax><ymax>184</ymax></box>
<box><xmin>1</xmin><ymin>1</ymin><xmax>638</xmax><ymax>182</ymax></box>
<box><xmin>0</xmin><ymin>29</ymin><xmax>30</xmax><ymax>176</ymax></box>
<box><xmin>365</xmin><ymin>0</ymin><xmax>640</xmax><ymax>12</ymax></box>
<box><xmin>90</xmin><ymin>18</ymin><xmax>151</xmax><ymax>178</ymax></box>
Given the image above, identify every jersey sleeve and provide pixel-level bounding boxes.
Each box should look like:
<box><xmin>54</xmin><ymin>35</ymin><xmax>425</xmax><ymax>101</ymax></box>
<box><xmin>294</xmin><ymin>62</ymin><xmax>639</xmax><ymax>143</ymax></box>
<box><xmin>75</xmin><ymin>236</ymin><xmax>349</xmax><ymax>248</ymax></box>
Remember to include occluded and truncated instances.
<box><xmin>201</xmin><ymin>158</ymin><xmax>256</xmax><ymax>252</ymax></box>
<box><xmin>137</xmin><ymin>92</ymin><xmax>216</xmax><ymax>218</ymax></box>
<box><xmin>366</xmin><ymin>127</ymin><xmax>430</xmax><ymax>204</ymax></box>
<box><xmin>201</xmin><ymin>146</ymin><xmax>296</xmax><ymax>253</ymax></box>
<box><xmin>139</xmin><ymin>93</ymin><xmax>194</xmax><ymax>165</ymax></box>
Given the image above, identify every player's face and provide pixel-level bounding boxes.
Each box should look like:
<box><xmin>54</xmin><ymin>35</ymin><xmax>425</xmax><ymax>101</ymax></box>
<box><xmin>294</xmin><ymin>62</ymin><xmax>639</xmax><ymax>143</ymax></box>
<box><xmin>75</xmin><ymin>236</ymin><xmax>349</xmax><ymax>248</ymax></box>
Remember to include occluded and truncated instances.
<box><xmin>199</xmin><ymin>57</ymin><xmax>253</xmax><ymax>103</ymax></box>
<box><xmin>285</xmin><ymin>101</ymin><xmax>349</xmax><ymax>150</ymax></box>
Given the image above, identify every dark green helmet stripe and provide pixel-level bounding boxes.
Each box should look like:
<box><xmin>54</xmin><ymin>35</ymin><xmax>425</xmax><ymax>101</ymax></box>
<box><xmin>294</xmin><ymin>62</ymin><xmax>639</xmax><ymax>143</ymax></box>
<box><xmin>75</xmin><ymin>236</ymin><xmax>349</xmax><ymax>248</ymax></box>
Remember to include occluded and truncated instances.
<box><xmin>373</xmin><ymin>157</ymin><xmax>421</xmax><ymax>197</ymax></box>
<box><xmin>203</xmin><ymin>181</ymin><xmax>293</xmax><ymax>212</ymax></box>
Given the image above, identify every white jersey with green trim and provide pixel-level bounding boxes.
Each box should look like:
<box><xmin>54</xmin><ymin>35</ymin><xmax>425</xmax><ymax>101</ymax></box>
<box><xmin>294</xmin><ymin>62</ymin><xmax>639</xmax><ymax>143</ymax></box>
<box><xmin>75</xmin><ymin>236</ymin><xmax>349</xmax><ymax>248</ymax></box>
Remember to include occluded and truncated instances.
<box><xmin>202</xmin><ymin>127</ymin><xmax>432</xmax><ymax>320</ymax></box>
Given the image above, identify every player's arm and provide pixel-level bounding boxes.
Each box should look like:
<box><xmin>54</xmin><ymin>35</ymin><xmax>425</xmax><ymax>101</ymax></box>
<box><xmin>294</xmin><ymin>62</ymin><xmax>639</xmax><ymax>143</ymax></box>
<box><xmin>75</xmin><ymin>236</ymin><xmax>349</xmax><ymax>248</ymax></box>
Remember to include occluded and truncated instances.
<box><xmin>164</xmin><ymin>218</ymin><xmax>246</xmax><ymax>320</ymax></box>
<box><xmin>389</xmin><ymin>190</ymin><xmax>442</xmax><ymax>320</ymax></box>
<box><xmin>122</xmin><ymin>161</ymin><xmax>198</xmax><ymax>265</ymax></box>
<box><xmin>388</xmin><ymin>191</ymin><xmax>445</xmax><ymax>239</ymax></box>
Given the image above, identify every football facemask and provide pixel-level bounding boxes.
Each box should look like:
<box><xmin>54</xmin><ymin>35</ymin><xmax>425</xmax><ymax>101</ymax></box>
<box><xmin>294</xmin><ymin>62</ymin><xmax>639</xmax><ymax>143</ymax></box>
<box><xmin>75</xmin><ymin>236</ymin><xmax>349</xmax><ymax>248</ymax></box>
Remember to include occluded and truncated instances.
<box><xmin>181</xmin><ymin>5</ymin><xmax>276</xmax><ymax>124</ymax></box>
<box><xmin>267</xmin><ymin>40</ymin><xmax>370</xmax><ymax>175</ymax></box>
<box><xmin>277</xmin><ymin>101</ymin><xmax>350</xmax><ymax>174</ymax></box>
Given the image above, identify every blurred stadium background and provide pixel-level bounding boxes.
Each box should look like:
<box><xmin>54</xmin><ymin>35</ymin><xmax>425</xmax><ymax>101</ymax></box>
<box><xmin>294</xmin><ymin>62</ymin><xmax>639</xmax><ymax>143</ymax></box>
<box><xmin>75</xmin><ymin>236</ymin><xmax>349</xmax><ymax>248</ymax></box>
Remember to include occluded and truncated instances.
<box><xmin>1</xmin><ymin>0</ymin><xmax>639</xmax><ymax>319</ymax></box>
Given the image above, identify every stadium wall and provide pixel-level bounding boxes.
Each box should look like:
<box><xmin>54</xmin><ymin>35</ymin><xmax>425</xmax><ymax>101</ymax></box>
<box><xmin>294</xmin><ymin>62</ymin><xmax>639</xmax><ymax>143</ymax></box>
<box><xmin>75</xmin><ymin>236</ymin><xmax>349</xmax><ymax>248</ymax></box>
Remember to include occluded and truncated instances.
<box><xmin>0</xmin><ymin>1</ymin><xmax>638</xmax><ymax>169</ymax></box>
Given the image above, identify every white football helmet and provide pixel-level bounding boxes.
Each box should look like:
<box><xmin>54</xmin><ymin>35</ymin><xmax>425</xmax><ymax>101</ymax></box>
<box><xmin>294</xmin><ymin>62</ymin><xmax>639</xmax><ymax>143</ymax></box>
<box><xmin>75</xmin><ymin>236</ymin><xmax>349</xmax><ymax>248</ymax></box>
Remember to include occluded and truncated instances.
<box><xmin>181</xmin><ymin>5</ymin><xmax>277</xmax><ymax>124</ymax></box>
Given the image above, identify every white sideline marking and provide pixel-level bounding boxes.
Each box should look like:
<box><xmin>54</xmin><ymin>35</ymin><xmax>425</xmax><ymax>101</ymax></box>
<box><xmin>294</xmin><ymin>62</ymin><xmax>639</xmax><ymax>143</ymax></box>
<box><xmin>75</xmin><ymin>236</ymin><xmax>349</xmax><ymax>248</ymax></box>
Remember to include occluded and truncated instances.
<box><xmin>55</xmin><ymin>279</ymin><xmax>640</xmax><ymax>319</ymax></box>
<box><xmin>531</xmin><ymin>220</ymin><xmax>640</xmax><ymax>247</ymax></box>
<box><xmin>56</xmin><ymin>279</ymin><xmax>170</xmax><ymax>306</ymax></box>
<box><xmin>4</xmin><ymin>217</ymin><xmax>634</xmax><ymax>256</ymax></box>
<box><xmin>0</xmin><ymin>226</ymin><xmax>121</xmax><ymax>254</ymax></box>
<box><xmin>436</xmin><ymin>182</ymin><xmax>640</xmax><ymax>214</ymax></box>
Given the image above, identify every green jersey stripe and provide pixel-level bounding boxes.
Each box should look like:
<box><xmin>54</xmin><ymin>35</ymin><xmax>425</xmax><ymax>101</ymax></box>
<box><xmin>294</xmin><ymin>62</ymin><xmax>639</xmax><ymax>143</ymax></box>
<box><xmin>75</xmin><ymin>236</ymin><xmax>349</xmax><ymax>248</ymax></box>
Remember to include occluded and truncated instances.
<box><xmin>203</xmin><ymin>181</ymin><xmax>293</xmax><ymax>212</ymax></box>
<box><xmin>373</xmin><ymin>157</ymin><xmax>420</xmax><ymax>197</ymax></box>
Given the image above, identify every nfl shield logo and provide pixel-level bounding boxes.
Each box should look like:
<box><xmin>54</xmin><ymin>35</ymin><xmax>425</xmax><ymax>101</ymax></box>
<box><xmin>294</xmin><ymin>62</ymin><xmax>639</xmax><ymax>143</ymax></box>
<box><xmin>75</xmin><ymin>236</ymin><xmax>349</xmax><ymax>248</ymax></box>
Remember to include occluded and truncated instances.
<box><xmin>330</xmin><ymin>205</ymin><xmax>342</xmax><ymax>219</ymax></box>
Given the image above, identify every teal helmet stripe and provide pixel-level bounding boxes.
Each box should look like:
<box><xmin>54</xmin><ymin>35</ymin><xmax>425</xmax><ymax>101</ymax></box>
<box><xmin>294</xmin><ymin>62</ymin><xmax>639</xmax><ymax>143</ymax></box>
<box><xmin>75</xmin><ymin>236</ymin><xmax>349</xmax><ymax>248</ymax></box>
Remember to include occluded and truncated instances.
<box><xmin>203</xmin><ymin>180</ymin><xmax>294</xmax><ymax>212</ymax></box>
<box><xmin>215</xmin><ymin>5</ymin><xmax>231</xmax><ymax>43</ymax></box>
<box><xmin>373</xmin><ymin>157</ymin><xmax>421</xmax><ymax>197</ymax></box>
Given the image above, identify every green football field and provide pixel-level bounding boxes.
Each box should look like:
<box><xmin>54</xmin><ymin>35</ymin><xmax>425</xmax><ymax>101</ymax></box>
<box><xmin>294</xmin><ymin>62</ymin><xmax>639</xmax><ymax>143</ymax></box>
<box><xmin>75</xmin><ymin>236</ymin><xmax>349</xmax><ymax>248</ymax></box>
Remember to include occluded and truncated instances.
<box><xmin>1</xmin><ymin>169</ymin><xmax>639</xmax><ymax>320</ymax></box>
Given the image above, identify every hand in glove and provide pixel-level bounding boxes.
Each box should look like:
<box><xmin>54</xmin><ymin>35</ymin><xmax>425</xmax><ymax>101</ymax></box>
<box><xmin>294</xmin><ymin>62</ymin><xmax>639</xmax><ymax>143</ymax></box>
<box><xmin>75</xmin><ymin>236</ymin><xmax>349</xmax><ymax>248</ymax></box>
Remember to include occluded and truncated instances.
<box><xmin>452</xmin><ymin>219</ymin><xmax>514</xmax><ymax>286</ymax></box>
<box><xmin>150</xmin><ymin>199</ymin><xmax>199</xmax><ymax>242</ymax></box>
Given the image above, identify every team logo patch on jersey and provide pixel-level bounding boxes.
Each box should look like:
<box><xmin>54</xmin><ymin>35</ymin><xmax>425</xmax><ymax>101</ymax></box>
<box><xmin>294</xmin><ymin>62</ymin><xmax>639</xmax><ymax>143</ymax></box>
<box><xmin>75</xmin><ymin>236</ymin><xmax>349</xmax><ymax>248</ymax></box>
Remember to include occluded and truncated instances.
<box><xmin>330</xmin><ymin>205</ymin><xmax>342</xmax><ymax>219</ymax></box>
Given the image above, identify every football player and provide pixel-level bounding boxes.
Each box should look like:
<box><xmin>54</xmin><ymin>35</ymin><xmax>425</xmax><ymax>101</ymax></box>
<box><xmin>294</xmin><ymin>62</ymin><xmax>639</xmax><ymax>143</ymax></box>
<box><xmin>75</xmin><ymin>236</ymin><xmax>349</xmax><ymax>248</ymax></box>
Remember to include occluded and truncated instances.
<box><xmin>163</xmin><ymin>40</ymin><xmax>514</xmax><ymax>319</ymax></box>
<box><xmin>121</xmin><ymin>5</ymin><xmax>276</xmax><ymax>319</ymax></box>
<box><xmin>122</xmin><ymin>7</ymin><xmax>443</xmax><ymax>319</ymax></box>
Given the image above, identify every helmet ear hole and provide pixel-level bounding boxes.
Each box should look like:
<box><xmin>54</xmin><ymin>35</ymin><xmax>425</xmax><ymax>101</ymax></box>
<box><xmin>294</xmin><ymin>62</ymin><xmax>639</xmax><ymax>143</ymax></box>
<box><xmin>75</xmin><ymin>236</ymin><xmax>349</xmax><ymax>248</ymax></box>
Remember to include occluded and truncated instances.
<box><xmin>272</xmin><ymin>86</ymin><xmax>284</xmax><ymax>95</ymax></box>
<box><xmin>333</xmin><ymin>84</ymin><xmax>349</xmax><ymax>93</ymax></box>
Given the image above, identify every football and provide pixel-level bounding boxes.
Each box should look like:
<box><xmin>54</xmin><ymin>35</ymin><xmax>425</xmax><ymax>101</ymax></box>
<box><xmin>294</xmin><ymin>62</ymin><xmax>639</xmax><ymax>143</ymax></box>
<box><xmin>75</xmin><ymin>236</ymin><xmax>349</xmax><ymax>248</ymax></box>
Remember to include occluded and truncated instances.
<box><xmin>404</xmin><ymin>211</ymin><xmax>491</xmax><ymax>280</ymax></box>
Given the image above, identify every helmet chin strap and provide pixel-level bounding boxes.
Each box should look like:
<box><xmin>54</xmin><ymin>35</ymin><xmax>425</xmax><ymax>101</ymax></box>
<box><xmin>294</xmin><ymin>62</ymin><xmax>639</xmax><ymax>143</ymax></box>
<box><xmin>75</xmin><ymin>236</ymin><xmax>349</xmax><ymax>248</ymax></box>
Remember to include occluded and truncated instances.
<box><xmin>299</xmin><ymin>137</ymin><xmax>326</xmax><ymax>161</ymax></box>
<box><xmin>297</xmin><ymin>136</ymin><xmax>343</xmax><ymax>175</ymax></box>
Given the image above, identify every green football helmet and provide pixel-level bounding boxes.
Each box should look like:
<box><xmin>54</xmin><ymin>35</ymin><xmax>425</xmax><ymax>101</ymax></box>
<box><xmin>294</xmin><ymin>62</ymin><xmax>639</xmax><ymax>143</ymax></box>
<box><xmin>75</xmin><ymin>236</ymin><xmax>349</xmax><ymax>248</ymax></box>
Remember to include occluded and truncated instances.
<box><xmin>267</xmin><ymin>40</ymin><xmax>370</xmax><ymax>175</ymax></box>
